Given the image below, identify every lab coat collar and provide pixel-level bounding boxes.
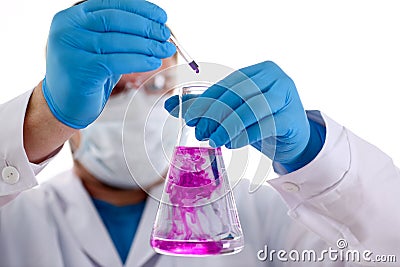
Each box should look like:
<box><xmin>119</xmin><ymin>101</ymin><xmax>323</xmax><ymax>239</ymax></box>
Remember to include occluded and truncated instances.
<box><xmin>125</xmin><ymin>183</ymin><xmax>163</xmax><ymax>267</ymax></box>
<box><xmin>48</xmin><ymin>171</ymin><xmax>123</xmax><ymax>267</ymax></box>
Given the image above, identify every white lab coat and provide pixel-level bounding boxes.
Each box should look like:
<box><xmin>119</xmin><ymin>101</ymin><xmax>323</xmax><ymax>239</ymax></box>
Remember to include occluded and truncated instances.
<box><xmin>1</xmin><ymin>91</ymin><xmax>399</xmax><ymax>266</ymax></box>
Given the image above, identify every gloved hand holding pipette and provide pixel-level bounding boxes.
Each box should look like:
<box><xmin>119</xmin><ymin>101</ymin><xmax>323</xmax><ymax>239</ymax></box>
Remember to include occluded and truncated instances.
<box><xmin>43</xmin><ymin>0</ymin><xmax>176</xmax><ymax>129</ymax></box>
<box><xmin>165</xmin><ymin>61</ymin><xmax>326</xmax><ymax>172</ymax></box>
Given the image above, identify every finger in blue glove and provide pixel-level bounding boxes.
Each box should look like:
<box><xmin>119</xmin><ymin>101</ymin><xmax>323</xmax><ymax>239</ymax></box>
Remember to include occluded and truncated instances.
<box><xmin>43</xmin><ymin>0</ymin><xmax>176</xmax><ymax>129</ymax></box>
<box><xmin>164</xmin><ymin>61</ymin><xmax>326</xmax><ymax>172</ymax></box>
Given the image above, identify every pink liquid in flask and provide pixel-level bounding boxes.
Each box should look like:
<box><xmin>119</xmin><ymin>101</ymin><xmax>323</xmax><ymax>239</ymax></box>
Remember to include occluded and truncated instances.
<box><xmin>151</xmin><ymin>146</ymin><xmax>243</xmax><ymax>256</ymax></box>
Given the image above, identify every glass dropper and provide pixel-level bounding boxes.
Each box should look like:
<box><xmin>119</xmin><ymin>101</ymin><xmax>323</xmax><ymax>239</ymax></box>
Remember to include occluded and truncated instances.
<box><xmin>169</xmin><ymin>34</ymin><xmax>199</xmax><ymax>74</ymax></box>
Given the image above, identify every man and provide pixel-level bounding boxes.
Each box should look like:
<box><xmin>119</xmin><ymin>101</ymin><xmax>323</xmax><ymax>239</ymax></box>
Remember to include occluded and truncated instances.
<box><xmin>0</xmin><ymin>56</ymin><xmax>192</xmax><ymax>267</ymax></box>
<box><xmin>0</xmin><ymin>0</ymin><xmax>399</xmax><ymax>266</ymax></box>
<box><xmin>0</xmin><ymin>0</ymin><xmax>176</xmax><ymax>206</ymax></box>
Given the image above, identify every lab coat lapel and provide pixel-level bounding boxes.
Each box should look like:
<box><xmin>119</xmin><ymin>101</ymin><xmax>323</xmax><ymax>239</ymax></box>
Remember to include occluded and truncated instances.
<box><xmin>50</xmin><ymin>171</ymin><xmax>123</xmax><ymax>267</ymax></box>
<box><xmin>125</xmin><ymin>184</ymin><xmax>163</xmax><ymax>267</ymax></box>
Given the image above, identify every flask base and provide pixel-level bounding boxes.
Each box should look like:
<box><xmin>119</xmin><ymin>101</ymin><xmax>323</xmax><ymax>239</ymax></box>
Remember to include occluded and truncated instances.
<box><xmin>151</xmin><ymin>237</ymin><xmax>244</xmax><ymax>257</ymax></box>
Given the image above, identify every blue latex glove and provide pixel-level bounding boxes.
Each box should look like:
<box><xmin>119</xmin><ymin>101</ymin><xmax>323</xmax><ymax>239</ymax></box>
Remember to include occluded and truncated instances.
<box><xmin>43</xmin><ymin>0</ymin><xmax>176</xmax><ymax>129</ymax></box>
<box><xmin>165</xmin><ymin>61</ymin><xmax>326</xmax><ymax>172</ymax></box>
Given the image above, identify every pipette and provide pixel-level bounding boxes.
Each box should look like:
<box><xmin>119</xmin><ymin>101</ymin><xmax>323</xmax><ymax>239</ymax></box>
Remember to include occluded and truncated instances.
<box><xmin>169</xmin><ymin>34</ymin><xmax>199</xmax><ymax>74</ymax></box>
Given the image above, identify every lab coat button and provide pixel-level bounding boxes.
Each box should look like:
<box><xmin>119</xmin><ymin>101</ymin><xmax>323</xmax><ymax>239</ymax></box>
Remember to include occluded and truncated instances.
<box><xmin>282</xmin><ymin>182</ymin><xmax>299</xmax><ymax>192</ymax></box>
<box><xmin>2</xmin><ymin>166</ymin><xmax>20</xmax><ymax>184</ymax></box>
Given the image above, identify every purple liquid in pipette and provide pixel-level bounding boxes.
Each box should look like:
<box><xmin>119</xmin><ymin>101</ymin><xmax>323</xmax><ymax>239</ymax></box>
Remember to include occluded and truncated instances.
<box><xmin>189</xmin><ymin>61</ymin><xmax>200</xmax><ymax>73</ymax></box>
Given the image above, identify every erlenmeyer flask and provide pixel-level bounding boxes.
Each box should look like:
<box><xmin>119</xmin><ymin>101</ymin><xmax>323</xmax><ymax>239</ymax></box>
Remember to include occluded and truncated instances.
<box><xmin>150</xmin><ymin>85</ymin><xmax>244</xmax><ymax>256</ymax></box>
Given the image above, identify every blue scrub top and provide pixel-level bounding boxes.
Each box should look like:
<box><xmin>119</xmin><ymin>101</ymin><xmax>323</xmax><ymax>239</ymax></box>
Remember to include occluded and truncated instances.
<box><xmin>92</xmin><ymin>198</ymin><xmax>146</xmax><ymax>264</ymax></box>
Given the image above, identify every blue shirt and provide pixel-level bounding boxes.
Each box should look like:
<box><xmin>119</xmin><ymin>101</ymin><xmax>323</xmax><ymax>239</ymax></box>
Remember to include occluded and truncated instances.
<box><xmin>92</xmin><ymin>198</ymin><xmax>146</xmax><ymax>264</ymax></box>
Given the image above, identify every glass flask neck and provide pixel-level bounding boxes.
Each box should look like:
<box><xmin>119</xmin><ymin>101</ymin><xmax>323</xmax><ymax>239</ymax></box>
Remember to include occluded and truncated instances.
<box><xmin>178</xmin><ymin>85</ymin><xmax>210</xmax><ymax>148</ymax></box>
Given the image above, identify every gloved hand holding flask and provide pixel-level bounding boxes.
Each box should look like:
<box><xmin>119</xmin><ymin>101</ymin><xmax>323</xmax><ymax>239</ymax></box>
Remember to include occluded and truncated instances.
<box><xmin>43</xmin><ymin>0</ymin><xmax>176</xmax><ymax>129</ymax></box>
<box><xmin>165</xmin><ymin>61</ymin><xmax>326</xmax><ymax>172</ymax></box>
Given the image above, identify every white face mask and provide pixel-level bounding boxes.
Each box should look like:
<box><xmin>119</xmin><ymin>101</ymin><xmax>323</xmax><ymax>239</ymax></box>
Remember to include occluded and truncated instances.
<box><xmin>74</xmin><ymin>89</ymin><xmax>178</xmax><ymax>189</ymax></box>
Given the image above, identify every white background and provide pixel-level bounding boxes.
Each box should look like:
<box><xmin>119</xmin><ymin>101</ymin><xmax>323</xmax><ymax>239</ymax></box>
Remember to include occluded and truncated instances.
<box><xmin>1</xmin><ymin>0</ymin><xmax>399</xmax><ymax>183</ymax></box>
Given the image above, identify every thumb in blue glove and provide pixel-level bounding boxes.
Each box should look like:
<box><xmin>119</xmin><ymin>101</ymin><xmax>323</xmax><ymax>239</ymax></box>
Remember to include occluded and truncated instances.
<box><xmin>43</xmin><ymin>0</ymin><xmax>176</xmax><ymax>129</ymax></box>
<box><xmin>165</xmin><ymin>61</ymin><xmax>326</xmax><ymax>172</ymax></box>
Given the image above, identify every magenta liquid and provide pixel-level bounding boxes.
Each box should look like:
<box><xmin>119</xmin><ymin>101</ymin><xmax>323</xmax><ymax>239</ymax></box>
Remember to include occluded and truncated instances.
<box><xmin>151</xmin><ymin>146</ymin><xmax>243</xmax><ymax>256</ymax></box>
<box><xmin>151</xmin><ymin>239</ymin><xmax>223</xmax><ymax>256</ymax></box>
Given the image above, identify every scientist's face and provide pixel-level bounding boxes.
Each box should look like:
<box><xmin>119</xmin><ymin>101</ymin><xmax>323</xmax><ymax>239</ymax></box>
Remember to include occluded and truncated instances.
<box><xmin>70</xmin><ymin>56</ymin><xmax>178</xmax><ymax>190</ymax></box>
<box><xmin>70</xmin><ymin>55</ymin><xmax>177</xmax><ymax>148</ymax></box>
